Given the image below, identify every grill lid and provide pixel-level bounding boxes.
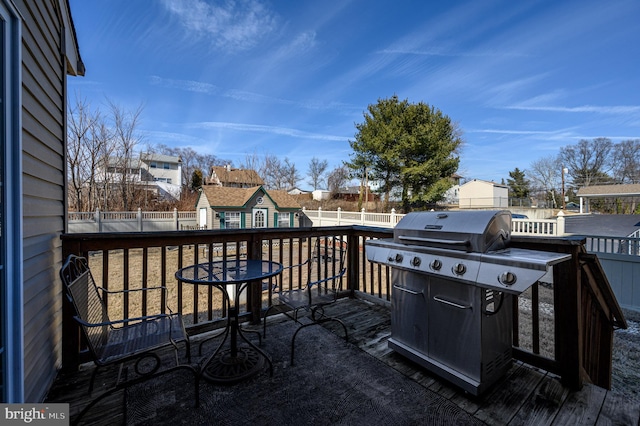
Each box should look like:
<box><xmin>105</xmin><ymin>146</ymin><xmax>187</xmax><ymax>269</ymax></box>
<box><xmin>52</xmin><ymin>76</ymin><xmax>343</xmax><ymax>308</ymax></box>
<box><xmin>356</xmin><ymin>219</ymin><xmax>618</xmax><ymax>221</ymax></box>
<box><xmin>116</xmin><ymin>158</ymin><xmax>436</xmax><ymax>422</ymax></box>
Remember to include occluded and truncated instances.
<box><xmin>394</xmin><ymin>210</ymin><xmax>511</xmax><ymax>253</ymax></box>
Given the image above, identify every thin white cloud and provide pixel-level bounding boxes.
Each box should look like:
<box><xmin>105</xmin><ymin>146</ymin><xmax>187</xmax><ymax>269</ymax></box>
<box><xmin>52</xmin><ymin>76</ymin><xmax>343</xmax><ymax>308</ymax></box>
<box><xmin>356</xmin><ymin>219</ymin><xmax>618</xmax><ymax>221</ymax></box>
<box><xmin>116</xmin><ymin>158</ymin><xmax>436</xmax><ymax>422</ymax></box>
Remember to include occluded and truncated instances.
<box><xmin>149</xmin><ymin>76</ymin><xmax>220</xmax><ymax>95</ymax></box>
<box><xmin>276</xmin><ymin>31</ymin><xmax>317</xmax><ymax>57</ymax></box>
<box><xmin>149</xmin><ymin>75</ymin><xmax>357</xmax><ymax>113</ymax></box>
<box><xmin>505</xmin><ymin>104</ymin><xmax>640</xmax><ymax>114</ymax></box>
<box><xmin>378</xmin><ymin>48</ymin><xmax>528</xmax><ymax>58</ymax></box>
<box><xmin>160</xmin><ymin>0</ymin><xmax>278</xmax><ymax>51</ymax></box>
<box><xmin>190</xmin><ymin>121</ymin><xmax>347</xmax><ymax>141</ymax></box>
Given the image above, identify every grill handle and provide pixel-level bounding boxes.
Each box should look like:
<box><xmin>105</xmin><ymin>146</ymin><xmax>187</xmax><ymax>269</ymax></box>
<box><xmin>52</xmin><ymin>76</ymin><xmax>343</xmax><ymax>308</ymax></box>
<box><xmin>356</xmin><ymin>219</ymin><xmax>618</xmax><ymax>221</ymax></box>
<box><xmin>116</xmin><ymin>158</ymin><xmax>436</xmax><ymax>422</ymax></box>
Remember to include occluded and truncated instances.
<box><xmin>393</xmin><ymin>284</ymin><xmax>424</xmax><ymax>297</ymax></box>
<box><xmin>433</xmin><ymin>296</ymin><xmax>472</xmax><ymax>310</ymax></box>
<box><xmin>398</xmin><ymin>235</ymin><xmax>471</xmax><ymax>249</ymax></box>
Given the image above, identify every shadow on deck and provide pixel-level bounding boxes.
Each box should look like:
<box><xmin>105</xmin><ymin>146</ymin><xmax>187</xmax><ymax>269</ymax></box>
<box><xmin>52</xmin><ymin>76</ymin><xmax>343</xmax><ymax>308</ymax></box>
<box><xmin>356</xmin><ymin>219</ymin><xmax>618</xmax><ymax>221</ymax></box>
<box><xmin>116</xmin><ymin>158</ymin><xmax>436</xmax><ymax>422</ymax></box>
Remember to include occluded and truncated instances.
<box><xmin>46</xmin><ymin>297</ymin><xmax>640</xmax><ymax>425</ymax></box>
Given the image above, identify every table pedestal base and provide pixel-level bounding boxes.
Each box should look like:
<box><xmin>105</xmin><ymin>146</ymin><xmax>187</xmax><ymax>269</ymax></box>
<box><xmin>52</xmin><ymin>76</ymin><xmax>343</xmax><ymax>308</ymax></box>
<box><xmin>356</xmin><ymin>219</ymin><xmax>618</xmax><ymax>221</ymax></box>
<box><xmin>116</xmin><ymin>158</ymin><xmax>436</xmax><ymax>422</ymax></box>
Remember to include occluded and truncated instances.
<box><xmin>202</xmin><ymin>346</ymin><xmax>266</xmax><ymax>384</ymax></box>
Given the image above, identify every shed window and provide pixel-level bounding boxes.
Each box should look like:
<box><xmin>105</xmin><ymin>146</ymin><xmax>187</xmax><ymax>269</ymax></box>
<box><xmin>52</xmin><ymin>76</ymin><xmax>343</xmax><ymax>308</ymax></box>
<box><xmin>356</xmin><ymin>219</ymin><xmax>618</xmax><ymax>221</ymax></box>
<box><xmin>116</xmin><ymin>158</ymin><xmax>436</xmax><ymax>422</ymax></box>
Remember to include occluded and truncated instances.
<box><xmin>278</xmin><ymin>212</ymin><xmax>291</xmax><ymax>228</ymax></box>
<box><xmin>224</xmin><ymin>212</ymin><xmax>241</xmax><ymax>229</ymax></box>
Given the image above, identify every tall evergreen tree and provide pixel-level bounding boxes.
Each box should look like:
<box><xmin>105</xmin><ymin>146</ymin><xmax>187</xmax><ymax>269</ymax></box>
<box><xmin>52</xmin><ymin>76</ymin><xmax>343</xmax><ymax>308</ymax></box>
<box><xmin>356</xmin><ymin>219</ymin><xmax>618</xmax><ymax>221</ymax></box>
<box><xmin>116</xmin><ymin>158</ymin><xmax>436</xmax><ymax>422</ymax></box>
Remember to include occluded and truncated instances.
<box><xmin>347</xmin><ymin>95</ymin><xmax>462</xmax><ymax>212</ymax></box>
<box><xmin>507</xmin><ymin>167</ymin><xmax>530</xmax><ymax>199</ymax></box>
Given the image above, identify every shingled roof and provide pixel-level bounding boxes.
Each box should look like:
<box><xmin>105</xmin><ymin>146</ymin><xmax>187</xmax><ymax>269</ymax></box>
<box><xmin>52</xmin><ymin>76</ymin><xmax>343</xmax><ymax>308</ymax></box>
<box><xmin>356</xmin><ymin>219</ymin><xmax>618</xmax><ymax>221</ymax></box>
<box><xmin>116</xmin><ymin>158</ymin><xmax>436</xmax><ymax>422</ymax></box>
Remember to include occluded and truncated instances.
<box><xmin>577</xmin><ymin>184</ymin><xmax>640</xmax><ymax>197</ymax></box>
<box><xmin>199</xmin><ymin>186</ymin><xmax>300</xmax><ymax>209</ymax></box>
<box><xmin>207</xmin><ymin>166</ymin><xmax>264</xmax><ymax>187</ymax></box>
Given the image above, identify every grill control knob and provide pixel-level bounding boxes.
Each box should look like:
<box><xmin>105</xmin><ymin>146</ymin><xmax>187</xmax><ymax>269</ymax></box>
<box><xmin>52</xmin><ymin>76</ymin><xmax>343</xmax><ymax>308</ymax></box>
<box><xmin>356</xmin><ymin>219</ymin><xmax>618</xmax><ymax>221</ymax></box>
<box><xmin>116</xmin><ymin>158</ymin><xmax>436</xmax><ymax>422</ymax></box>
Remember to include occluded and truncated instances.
<box><xmin>429</xmin><ymin>259</ymin><xmax>442</xmax><ymax>271</ymax></box>
<box><xmin>394</xmin><ymin>253</ymin><xmax>404</xmax><ymax>263</ymax></box>
<box><xmin>452</xmin><ymin>263</ymin><xmax>466</xmax><ymax>275</ymax></box>
<box><xmin>499</xmin><ymin>271</ymin><xmax>517</xmax><ymax>286</ymax></box>
<box><xmin>411</xmin><ymin>256</ymin><xmax>421</xmax><ymax>267</ymax></box>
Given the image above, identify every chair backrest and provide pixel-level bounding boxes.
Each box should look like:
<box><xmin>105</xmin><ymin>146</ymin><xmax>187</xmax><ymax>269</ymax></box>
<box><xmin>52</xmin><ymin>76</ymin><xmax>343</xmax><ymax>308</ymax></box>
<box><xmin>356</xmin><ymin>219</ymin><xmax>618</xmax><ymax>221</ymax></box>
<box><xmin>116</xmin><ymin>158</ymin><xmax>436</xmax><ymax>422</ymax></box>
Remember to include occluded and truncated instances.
<box><xmin>60</xmin><ymin>255</ymin><xmax>111</xmax><ymax>358</ymax></box>
<box><xmin>307</xmin><ymin>237</ymin><xmax>347</xmax><ymax>294</ymax></box>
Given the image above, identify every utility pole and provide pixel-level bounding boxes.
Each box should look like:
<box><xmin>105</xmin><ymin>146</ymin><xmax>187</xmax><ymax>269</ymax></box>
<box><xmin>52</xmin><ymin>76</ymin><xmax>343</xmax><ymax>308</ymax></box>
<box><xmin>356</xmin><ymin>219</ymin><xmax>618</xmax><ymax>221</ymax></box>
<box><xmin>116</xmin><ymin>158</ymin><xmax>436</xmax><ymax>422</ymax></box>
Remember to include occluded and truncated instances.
<box><xmin>561</xmin><ymin>167</ymin><xmax>568</xmax><ymax>209</ymax></box>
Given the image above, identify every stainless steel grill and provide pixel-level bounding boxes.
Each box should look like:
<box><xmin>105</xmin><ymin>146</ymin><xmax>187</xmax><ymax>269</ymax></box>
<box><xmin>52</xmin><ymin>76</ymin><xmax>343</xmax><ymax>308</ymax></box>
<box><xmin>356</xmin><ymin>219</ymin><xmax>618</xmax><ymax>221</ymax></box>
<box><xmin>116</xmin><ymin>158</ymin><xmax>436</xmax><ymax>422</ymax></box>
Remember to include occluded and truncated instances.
<box><xmin>365</xmin><ymin>210</ymin><xmax>570</xmax><ymax>395</ymax></box>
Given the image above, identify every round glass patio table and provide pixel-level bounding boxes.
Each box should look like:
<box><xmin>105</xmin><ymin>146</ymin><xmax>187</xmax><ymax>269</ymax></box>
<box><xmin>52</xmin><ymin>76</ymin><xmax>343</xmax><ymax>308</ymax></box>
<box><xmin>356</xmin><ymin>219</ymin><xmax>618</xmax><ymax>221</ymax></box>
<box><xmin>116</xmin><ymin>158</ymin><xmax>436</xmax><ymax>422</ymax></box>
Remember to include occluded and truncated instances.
<box><xmin>176</xmin><ymin>259</ymin><xmax>283</xmax><ymax>384</ymax></box>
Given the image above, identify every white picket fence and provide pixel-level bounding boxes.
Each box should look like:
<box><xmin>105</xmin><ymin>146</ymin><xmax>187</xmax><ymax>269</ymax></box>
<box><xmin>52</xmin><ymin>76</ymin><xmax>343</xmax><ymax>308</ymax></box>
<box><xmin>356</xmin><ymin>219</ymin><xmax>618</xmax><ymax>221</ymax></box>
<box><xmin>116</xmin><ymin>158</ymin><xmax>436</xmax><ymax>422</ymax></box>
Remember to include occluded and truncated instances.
<box><xmin>68</xmin><ymin>208</ymin><xmax>198</xmax><ymax>233</ymax></box>
<box><xmin>301</xmin><ymin>207</ymin><xmax>565</xmax><ymax>236</ymax></box>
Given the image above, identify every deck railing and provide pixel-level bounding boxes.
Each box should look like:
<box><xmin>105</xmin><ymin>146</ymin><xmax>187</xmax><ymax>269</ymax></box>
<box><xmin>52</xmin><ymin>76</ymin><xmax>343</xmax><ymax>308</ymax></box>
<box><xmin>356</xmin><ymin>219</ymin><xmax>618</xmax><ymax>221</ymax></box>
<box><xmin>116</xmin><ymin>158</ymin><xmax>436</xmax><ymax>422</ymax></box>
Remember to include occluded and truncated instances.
<box><xmin>61</xmin><ymin>227</ymin><xmax>624</xmax><ymax>391</ymax></box>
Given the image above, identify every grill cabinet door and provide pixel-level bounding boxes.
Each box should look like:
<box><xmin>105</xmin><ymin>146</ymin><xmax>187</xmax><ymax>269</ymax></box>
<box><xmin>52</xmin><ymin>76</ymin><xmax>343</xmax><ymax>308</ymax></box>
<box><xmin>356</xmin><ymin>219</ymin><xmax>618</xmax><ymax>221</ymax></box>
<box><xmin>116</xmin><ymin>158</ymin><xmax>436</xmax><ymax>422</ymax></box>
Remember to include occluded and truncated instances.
<box><xmin>391</xmin><ymin>269</ymin><xmax>429</xmax><ymax>355</ymax></box>
<box><xmin>427</xmin><ymin>277</ymin><xmax>481</xmax><ymax>381</ymax></box>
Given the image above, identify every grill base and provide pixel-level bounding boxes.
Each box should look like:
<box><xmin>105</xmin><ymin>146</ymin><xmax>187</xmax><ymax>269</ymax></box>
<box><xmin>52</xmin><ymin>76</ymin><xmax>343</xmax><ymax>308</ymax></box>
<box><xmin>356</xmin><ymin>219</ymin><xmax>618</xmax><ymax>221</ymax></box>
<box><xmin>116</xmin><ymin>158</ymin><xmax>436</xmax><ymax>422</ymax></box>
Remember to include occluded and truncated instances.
<box><xmin>388</xmin><ymin>338</ymin><xmax>512</xmax><ymax>396</ymax></box>
<box><xmin>390</xmin><ymin>270</ymin><xmax>514</xmax><ymax>396</ymax></box>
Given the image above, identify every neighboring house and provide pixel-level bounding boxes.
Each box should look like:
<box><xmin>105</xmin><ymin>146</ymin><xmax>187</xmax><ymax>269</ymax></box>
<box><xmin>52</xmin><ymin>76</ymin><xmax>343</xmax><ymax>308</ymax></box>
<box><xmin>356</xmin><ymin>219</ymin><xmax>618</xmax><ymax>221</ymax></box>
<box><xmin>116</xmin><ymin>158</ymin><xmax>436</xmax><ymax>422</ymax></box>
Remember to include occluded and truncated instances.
<box><xmin>99</xmin><ymin>153</ymin><xmax>183</xmax><ymax>201</ymax></box>
<box><xmin>287</xmin><ymin>187</ymin><xmax>310</xmax><ymax>196</ymax></box>
<box><xmin>312</xmin><ymin>190</ymin><xmax>331</xmax><ymax>201</ymax></box>
<box><xmin>333</xmin><ymin>186</ymin><xmax>377</xmax><ymax>202</ymax></box>
<box><xmin>142</xmin><ymin>153</ymin><xmax>183</xmax><ymax>200</ymax></box>
<box><xmin>458</xmin><ymin>179</ymin><xmax>508</xmax><ymax>209</ymax></box>
<box><xmin>205</xmin><ymin>165</ymin><xmax>264</xmax><ymax>188</ymax></box>
<box><xmin>441</xmin><ymin>174</ymin><xmax>463</xmax><ymax>205</ymax></box>
<box><xmin>196</xmin><ymin>186</ymin><xmax>301</xmax><ymax>230</ymax></box>
<box><xmin>1</xmin><ymin>0</ymin><xmax>84</xmax><ymax>402</ymax></box>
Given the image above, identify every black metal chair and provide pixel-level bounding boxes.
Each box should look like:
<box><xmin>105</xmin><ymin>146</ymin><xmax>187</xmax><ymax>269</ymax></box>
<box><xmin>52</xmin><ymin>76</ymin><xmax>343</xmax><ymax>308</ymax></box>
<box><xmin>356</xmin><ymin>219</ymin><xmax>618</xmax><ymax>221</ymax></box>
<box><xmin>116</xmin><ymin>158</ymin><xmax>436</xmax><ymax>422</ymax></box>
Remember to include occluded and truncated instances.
<box><xmin>60</xmin><ymin>254</ymin><xmax>199</xmax><ymax>424</ymax></box>
<box><xmin>263</xmin><ymin>237</ymin><xmax>348</xmax><ymax>364</ymax></box>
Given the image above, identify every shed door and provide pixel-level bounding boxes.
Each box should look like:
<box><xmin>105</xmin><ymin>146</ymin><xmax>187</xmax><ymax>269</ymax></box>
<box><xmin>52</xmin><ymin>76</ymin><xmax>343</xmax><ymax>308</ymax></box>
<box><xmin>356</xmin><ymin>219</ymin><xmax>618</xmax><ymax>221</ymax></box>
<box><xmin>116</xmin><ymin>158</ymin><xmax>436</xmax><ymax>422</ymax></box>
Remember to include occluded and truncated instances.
<box><xmin>199</xmin><ymin>208</ymin><xmax>207</xmax><ymax>227</ymax></box>
<box><xmin>253</xmin><ymin>208</ymin><xmax>267</xmax><ymax>228</ymax></box>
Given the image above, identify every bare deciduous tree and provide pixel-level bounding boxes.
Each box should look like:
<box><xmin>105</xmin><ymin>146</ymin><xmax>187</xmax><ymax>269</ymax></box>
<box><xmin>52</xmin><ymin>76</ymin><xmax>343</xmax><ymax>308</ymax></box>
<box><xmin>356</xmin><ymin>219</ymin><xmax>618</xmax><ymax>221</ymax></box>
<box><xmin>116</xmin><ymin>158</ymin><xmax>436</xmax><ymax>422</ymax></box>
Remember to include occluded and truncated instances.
<box><xmin>529</xmin><ymin>155</ymin><xmax>562</xmax><ymax>208</ymax></box>
<box><xmin>157</xmin><ymin>145</ymin><xmax>227</xmax><ymax>187</ymax></box>
<box><xmin>108</xmin><ymin>100</ymin><xmax>144</xmax><ymax>210</ymax></box>
<box><xmin>67</xmin><ymin>96</ymin><xmax>99</xmax><ymax>211</ymax></box>
<box><xmin>612</xmin><ymin>139</ymin><xmax>640</xmax><ymax>184</ymax></box>
<box><xmin>327</xmin><ymin>166</ymin><xmax>350</xmax><ymax>195</ymax></box>
<box><xmin>559</xmin><ymin>138</ymin><xmax>613</xmax><ymax>187</ymax></box>
<box><xmin>308</xmin><ymin>157</ymin><xmax>328</xmax><ymax>190</ymax></box>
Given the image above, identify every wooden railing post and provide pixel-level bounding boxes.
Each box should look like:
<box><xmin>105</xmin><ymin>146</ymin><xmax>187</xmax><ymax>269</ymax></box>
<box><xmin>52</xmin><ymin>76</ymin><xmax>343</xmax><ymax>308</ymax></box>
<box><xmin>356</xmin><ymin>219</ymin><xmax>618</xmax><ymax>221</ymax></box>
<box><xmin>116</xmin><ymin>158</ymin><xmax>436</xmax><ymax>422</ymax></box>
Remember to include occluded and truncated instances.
<box><xmin>61</xmin><ymin>241</ymin><xmax>82</xmax><ymax>372</ymax></box>
<box><xmin>347</xmin><ymin>231</ymin><xmax>359</xmax><ymax>296</ymax></box>
<box><xmin>247</xmin><ymin>233</ymin><xmax>263</xmax><ymax>324</ymax></box>
<box><xmin>554</xmin><ymin>243</ymin><xmax>583</xmax><ymax>390</ymax></box>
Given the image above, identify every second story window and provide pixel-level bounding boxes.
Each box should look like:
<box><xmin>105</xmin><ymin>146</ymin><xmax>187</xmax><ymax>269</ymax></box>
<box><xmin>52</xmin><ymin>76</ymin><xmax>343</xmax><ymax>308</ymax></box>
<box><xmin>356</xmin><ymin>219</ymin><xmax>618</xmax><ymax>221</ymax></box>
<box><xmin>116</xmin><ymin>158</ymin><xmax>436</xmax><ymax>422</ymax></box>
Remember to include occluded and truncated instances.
<box><xmin>163</xmin><ymin>162</ymin><xmax>170</xmax><ymax>170</ymax></box>
<box><xmin>150</xmin><ymin>162</ymin><xmax>157</xmax><ymax>168</ymax></box>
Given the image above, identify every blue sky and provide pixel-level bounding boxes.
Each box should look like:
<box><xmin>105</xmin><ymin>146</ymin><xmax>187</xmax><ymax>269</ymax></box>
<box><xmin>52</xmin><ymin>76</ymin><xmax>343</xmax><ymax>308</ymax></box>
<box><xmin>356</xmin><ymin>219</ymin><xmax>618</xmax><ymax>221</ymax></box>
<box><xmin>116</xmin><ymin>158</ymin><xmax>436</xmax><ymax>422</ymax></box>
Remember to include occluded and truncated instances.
<box><xmin>68</xmin><ymin>0</ymin><xmax>640</xmax><ymax>186</ymax></box>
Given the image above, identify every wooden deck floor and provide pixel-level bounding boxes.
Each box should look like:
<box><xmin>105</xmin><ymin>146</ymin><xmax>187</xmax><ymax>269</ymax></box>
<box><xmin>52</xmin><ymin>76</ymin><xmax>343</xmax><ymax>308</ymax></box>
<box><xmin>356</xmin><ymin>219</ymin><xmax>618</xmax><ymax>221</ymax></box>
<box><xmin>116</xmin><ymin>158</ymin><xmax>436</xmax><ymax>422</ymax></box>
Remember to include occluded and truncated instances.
<box><xmin>46</xmin><ymin>296</ymin><xmax>639</xmax><ymax>425</ymax></box>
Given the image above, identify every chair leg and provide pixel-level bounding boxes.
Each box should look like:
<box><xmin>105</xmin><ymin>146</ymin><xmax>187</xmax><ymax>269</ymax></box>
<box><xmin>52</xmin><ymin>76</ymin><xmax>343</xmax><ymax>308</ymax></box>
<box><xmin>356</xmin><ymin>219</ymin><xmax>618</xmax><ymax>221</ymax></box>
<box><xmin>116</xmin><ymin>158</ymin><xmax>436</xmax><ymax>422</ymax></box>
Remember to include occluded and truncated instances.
<box><xmin>290</xmin><ymin>317</ymin><xmax>349</xmax><ymax>366</ymax></box>
<box><xmin>263</xmin><ymin>305</ymin><xmax>276</xmax><ymax>339</ymax></box>
<box><xmin>184</xmin><ymin>339</ymin><xmax>192</xmax><ymax>363</ymax></box>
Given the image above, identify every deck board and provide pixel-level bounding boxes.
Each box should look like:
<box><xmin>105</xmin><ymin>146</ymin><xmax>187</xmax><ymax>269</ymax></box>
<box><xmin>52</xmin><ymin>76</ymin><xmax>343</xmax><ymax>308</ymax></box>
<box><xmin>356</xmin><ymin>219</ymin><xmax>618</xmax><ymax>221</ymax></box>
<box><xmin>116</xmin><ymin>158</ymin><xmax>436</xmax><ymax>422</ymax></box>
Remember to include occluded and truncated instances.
<box><xmin>45</xmin><ymin>296</ymin><xmax>639</xmax><ymax>425</ymax></box>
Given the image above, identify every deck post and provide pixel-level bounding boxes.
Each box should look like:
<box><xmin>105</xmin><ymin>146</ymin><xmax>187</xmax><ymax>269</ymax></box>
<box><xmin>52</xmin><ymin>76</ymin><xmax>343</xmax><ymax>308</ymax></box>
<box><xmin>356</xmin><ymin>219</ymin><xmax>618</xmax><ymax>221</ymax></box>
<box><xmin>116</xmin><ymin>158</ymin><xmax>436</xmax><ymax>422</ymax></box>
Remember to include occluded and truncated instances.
<box><xmin>61</xmin><ymin>242</ymin><xmax>82</xmax><ymax>372</ymax></box>
<box><xmin>347</xmin><ymin>231</ymin><xmax>359</xmax><ymax>296</ymax></box>
<box><xmin>247</xmin><ymin>234</ymin><xmax>263</xmax><ymax>324</ymax></box>
<box><xmin>554</xmin><ymin>243</ymin><xmax>583</xmax><ymax>390</ymax></box>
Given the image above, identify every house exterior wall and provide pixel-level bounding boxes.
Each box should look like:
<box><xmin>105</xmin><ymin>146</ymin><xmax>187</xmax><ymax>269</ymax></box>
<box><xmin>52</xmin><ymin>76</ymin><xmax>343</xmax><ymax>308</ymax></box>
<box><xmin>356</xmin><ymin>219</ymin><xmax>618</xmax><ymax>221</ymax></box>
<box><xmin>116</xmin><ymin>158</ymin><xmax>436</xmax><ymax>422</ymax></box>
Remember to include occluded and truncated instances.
<box><xmin>195</xmin><ymin>193</ymin><xmax>213</xmax><ymax>229</ymax></box>
<box><xmin>459</xmin><ymin>180</ymin><xmax>508</xmax><ymax>208</ymax></box>
<box><xmin>13</xmin><ymin>0</ymin><xmax>81</xmax><ymax>402</ymax></box>
<box><xmin>144</xmin><ymin>155</ymin><xmax>182</xmax><ymax>186</ymax></box>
